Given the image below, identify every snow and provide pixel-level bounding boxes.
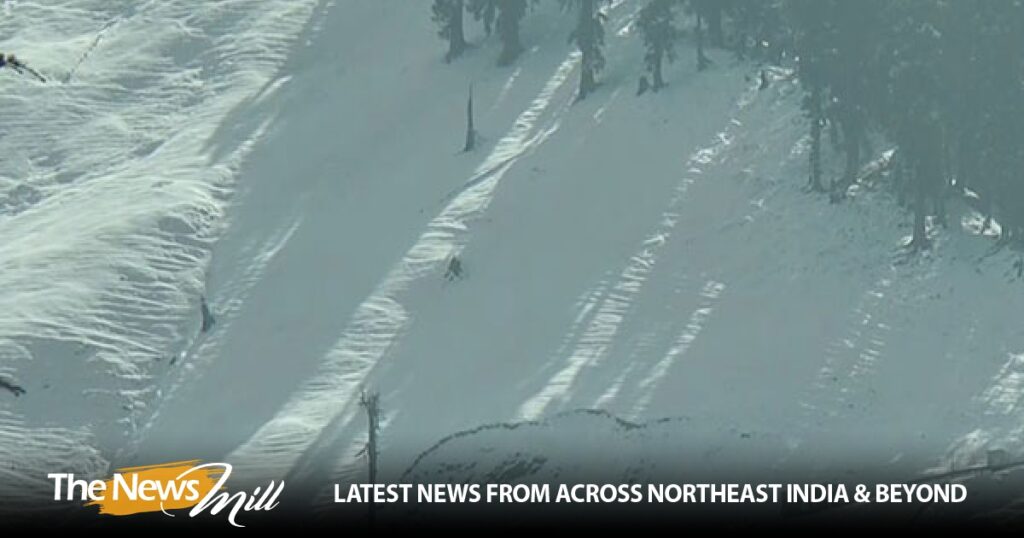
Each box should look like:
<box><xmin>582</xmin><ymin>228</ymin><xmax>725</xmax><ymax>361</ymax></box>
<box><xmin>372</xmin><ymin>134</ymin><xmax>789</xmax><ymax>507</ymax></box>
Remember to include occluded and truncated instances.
<box><xmin>403</xmin><ymin>409</ymin><xmax>795</xmax><ymax>482</ymax></box>
<box><xmin>0</xmin><ymin>0</ymin><xmax>319</xmax><ymax>512</ymax></box>
<box><xmin>2</xmin><ymin>0</ymin><xmax>1024</xmax><ymax>521</ymax></box>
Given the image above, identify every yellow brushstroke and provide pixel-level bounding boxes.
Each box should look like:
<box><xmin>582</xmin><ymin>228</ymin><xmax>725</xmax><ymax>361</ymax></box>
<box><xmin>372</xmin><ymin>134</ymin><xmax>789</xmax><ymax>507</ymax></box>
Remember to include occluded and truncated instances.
<box><xmin>85</xmin><ymin>460</ymin><xmax>223</xmax><ymax>516</ymax></box>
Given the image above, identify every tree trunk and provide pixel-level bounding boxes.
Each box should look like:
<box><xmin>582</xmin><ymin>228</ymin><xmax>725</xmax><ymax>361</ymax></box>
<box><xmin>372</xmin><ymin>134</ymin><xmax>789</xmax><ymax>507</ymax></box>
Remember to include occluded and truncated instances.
<box><xmin>578</xmin><ymin>0</ymin><xmax>597</xmax><ymax>100</ymax></box>
<box><xmin>909</xmin><ymin>137</ymin><xmax>937</xmax><ymax>250</ymax></box>
<box><xmin>708</xmin><ymin>5</ymin><xmax>724</xmax><ymax>47</ymax></box>
<box><xmin>696</xmin><ymin>13</ymin><xmax>710</xmax><ymax>71</ymax></box>
<box><xmin>955</xmin><ymin>131</ymin><xmax>972</xmax><ymax>192</ymax></box>
<box><xmin>833</xmin><ymin>115</ymin><xmax>860</xmax><ymax>202</ymax></box>
<box><xmin>828</xmin><ymin>116</ymin><xmax>841</xmax><ymax>151</ymax></box>
<box><xmin>652</xmin><ymin>50</ymin><xmax>664</xmax><ymax>91</ymax></box>
<box><xmin>843</xmin><ymin>127</ymin><xmax>860</xmax><ymax>186</ymax></box>
<box><xmin>446</xmin><ymin>0</ymin><xmax>466</xmax><ymax>63</ymax></box>
<box><xmin>936</xmin><ymin>134</ymin><xmax>950</xmax><ymax>227</ymax></box>
<box><xmin>497</xmin><ymin>6</ymin><xmax>523</xmax><ymax>65</ymax></box>
<box><xmin>498</xmin><ymin>35</ymin><xmax>521</xmax><ymax>66</ymax></box>
<box><xmin>911</xmin><ymin>173</ymin><xmax>929</xmax><ymax>250</ymax></box>
<box><xmin>463</xmin><ymin>84</ymin><xmax>475</xmax><ymax>152</ymax></box>
<box><xmin>809</xmin><ymin>88</ymin><xmax>824</xmax><ymax>192</ymax></box>
<box><xmin>982</xmin><ymin>191</ymin><xmax>993</xmax><ymax>233</ymax></box>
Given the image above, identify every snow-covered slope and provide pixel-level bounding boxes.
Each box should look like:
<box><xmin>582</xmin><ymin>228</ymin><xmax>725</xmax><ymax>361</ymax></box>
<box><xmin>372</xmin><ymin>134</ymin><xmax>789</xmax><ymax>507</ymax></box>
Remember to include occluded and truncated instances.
<box><xmin>3</xmin><ymin>0</ymin><xmax>1024</xmax><ymax>519</ymax></box>
<box><xmin>0</xmin><ymin>0</ymin><xmax>319</xmax><ymax>511</ymax></box>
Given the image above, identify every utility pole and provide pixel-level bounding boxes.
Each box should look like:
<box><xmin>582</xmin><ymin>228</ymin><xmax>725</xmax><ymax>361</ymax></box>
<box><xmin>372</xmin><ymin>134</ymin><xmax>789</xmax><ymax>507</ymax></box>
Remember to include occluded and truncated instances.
<box><xmin>360</xmin><ymin>390</ymin><xmax>380</xmax><ymax>527</ymax></box>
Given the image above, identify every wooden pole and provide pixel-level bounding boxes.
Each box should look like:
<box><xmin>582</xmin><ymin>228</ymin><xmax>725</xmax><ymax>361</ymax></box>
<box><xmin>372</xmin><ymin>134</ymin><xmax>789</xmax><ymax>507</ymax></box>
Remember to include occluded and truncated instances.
<box><xmin>360</xmin><ymin>390</ymin><xmax>380</xmax><ymax>527</ymax></box>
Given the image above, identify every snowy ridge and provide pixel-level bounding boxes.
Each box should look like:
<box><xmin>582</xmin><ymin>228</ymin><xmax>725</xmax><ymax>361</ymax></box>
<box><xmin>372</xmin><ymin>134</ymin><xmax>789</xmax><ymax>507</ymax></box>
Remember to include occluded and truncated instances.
<box><xmin>0</xmin><ymin>0</ymin><xmax>318</xmax><ymax>509</ymax></box>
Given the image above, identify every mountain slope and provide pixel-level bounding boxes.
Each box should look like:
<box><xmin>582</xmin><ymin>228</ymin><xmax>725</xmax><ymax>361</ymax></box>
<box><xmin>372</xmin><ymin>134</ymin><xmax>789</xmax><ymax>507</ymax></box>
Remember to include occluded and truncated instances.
<box><xmin>0</xmin><ymin>0</ymin><xmax>319</xmax><ymax>511</ymax></box>
<box><xmin>2</xmin><ymin>0</ymin><xmax>1023</xmax><ymax>517</ymax></box>
<box><xmin>136</xmin><ymin>0</ymin><xmax>1024</xmax><ymax>500</ymax></box>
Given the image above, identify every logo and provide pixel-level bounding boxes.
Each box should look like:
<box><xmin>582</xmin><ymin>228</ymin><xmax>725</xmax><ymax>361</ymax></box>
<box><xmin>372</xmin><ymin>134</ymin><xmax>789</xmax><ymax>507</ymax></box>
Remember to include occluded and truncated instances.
<box><xmin>48</xmin><ymin>460</ymin><xmax>283</xmax><ymax>527</ymax></box>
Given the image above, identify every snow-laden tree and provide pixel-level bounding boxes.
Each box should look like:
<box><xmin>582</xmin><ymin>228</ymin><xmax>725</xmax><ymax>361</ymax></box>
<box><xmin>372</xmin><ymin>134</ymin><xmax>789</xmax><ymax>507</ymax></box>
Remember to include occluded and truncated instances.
<box><xmin>432</xmin><ymin>0</ymin><xmax>468</xmax><ymax>63</ymax></box>
<box><xmin>564</xmin><ymin>0</ymin><xmax>608</xmax><ymax>100</ymax></box>
<box><xmin>636</xmin><ymin>0</ymin><xmax>679</xmax><ymax>92</ymax></box>
<box><xmin>469</xmin><ymin>0</ymin><xmax>532</xmax><ymax>65</ymax></box>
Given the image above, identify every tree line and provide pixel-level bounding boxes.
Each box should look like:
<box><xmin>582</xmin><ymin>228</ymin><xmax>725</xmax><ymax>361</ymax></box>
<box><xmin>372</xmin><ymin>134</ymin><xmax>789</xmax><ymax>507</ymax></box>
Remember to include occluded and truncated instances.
<box><xmin>432</xmin><ymin>0</ymin><xmax>1024</xmax><ymax>251</ymax></box>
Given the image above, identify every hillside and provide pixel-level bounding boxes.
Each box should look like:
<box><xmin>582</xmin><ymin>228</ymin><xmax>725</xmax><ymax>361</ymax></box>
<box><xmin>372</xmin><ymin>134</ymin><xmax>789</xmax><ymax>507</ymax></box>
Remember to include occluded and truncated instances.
<box><xmin>1</xmin><ymin>0</ymin><xmax>1023</xmax><ymax>520</ymax></box>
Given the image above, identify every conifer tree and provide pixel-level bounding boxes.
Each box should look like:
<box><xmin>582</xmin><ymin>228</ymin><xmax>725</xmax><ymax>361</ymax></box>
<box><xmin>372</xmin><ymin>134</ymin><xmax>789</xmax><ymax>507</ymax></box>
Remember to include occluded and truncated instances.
<box><xmin>787</xmin><ymin>0</ymin><xmax>830</xmax><ymax>192</ymax></box>
<box><xmin>428</xmin><ymin>0</ymin><xmax>1024</xmax><ymax>250</ymax></box>
<box><xmin>692</xmin><ymin>0</ymin><xmax>712</xmax><ymax>71</ymax></box>
<box><xmin>469</xmin><ymin>0</ymin><xmax>532</xmax><ymax>65</ymax></box>
<box><xmin>467</xmin><ymin>0</ymin><xmax>497</xmax><ymax>35</ymax></box>
<box><xmin>636</xmin><ymin>0</ymin><xmax>678</xmax><ymax>92</ymax></box>
<box><xmin>432</xmin><ymin>0</ymin><xmax>468</xmax><ymax>63</ymax></box>
<box><xmin>496</xmin><ymin>0</ymin><xmax>528</xmax><ymax>65</ymax></box>
<box><xmin>566</xmin><ymin>0</ymin><xmax>607</xmax><ymax>100</ymax></box>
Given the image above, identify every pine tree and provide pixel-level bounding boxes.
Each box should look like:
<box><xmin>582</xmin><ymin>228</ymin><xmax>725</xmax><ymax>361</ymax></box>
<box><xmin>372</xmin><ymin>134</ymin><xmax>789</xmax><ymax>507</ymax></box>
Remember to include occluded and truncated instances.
<box><xmin>691</xmin><ymin>0</ymin><xmax>712</xmax><ymax>71</ymax></box>
<box><xmin>566</xmin><ymin>0</ymin><xmax>608</xmax><ymax>100</ymax></box>
<box><xmin>432</xmin><ymin>0</ymin><xmax>468</xmax><ymax>63</ymax></box>
<box><xmin>467</xmin><ymin>0</ymin><xmax>497</xmax><ymax>35</ymax></box>
<box><xmin>780</xmin><ymin>1</ymin><xmax>1023</xmax><ymax>248</ymax></box>
<box><xmin>636</xmin><ymin>0</ymin><xmax>679</xmax><ymax>92</ymax></box>
<box><xmin>426</xmin><ymin>0</ymin><xmax>1024</xmax><ymax>250</ymax></box>
<box><xmin>826</xmin><ymin>0</ymin><xmax>883</xmax><ymax>202</ymax></box>
<box><xmin>877</xmin><ymin>1</ymin><xmax>952</xmax><ymax>247</ymax></box>
<box><xmin>787</xmin><ymin>0</ymin><xmax>830</xmax><ymax>192</ymax></box>
<box><xmin>468</xmin><ymin>1</ymin><xmax>533</xmax><ymax>66</ymax></box>
<box><xmin>963</xmin><ymin>0</ymin><xmax>1024</xmax><ymax>242</ymax></box>
<box><xmin>729</xmin><ymin>0</ymin><xmax>786</xmax><ymax>62</ymax></box>
<box><xmin>496</xmin><ymin>0</ymin><xmax>528</xmax><ymax>65</ymax></box>
<box><xmin>806</xmin><ymin>84</ymin><xmax>825</xmax><ymax>192</ymax></box>
<box><xmin>706</xmin><ymin>1</ymin><xmax>725</xmax><ymax>47</ymax></box>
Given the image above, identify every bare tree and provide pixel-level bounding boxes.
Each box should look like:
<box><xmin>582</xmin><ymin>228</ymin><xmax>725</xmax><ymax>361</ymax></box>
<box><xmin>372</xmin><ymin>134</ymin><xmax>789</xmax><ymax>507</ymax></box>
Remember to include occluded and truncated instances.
<box><xmin>463</xmin><ymin>84</ymin><xmax>476</xmax><ymax>152</ymax></box>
